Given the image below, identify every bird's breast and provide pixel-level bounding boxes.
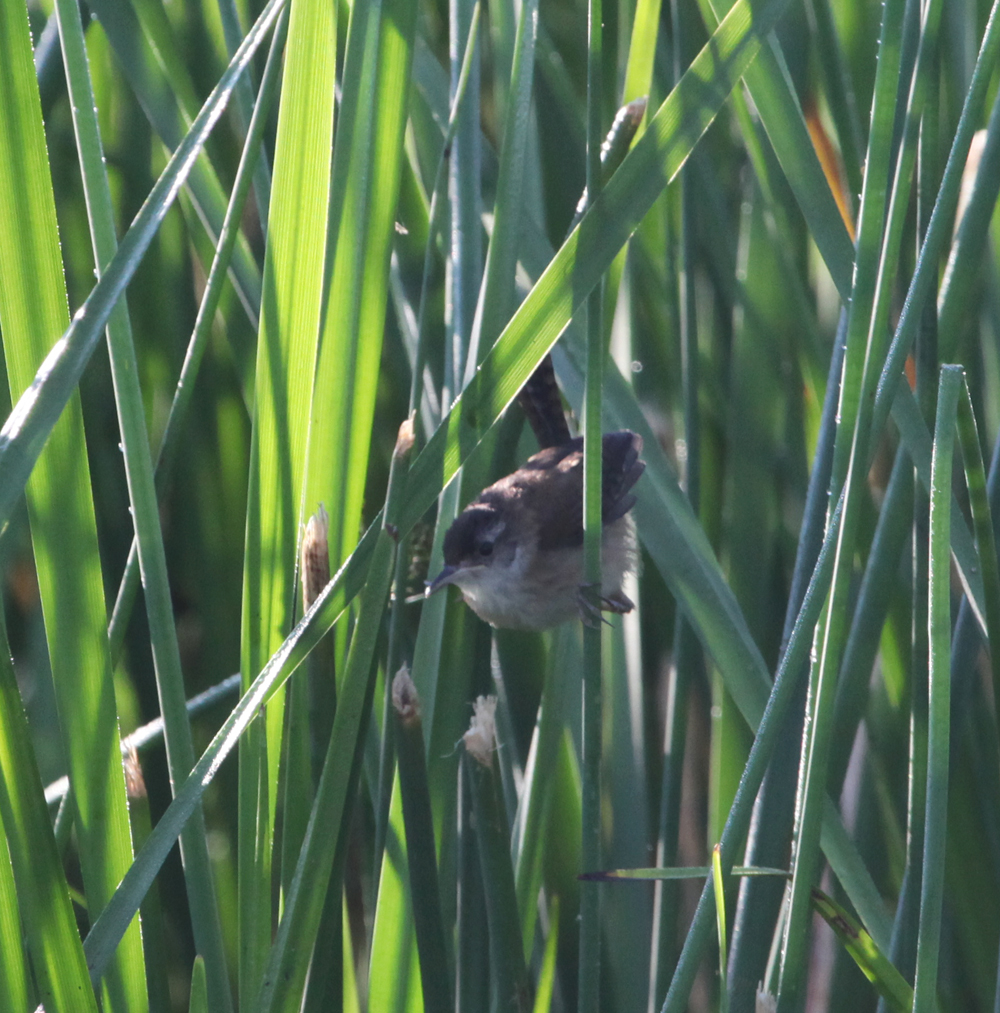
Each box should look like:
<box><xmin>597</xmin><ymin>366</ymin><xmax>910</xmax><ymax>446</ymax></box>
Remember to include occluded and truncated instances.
<box><xmin>454</xmin><ymin>516</ymin><xmax>636</xmax><ymax>631</ymax></box>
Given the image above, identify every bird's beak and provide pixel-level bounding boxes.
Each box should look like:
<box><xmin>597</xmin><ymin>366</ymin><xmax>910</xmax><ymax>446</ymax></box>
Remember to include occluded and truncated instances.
<box><xmin>425</xmin><ymin>564</ymin><xmax>459</xmax><ymax>597</ymax></box>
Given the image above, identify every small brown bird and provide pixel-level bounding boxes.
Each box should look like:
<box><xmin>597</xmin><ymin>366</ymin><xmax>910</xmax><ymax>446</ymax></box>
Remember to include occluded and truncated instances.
<box><xmin>425</xmin><ymin>431</ymin><xmax>645</xmax><ymax>630</ymax></box>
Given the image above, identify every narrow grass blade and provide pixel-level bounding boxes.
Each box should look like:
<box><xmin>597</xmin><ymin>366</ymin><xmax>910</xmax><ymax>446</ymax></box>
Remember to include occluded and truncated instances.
<box><xmin>82</xmin><ymin>518</ymin><xmax>379</xmax><ymax>984</ymax></box>
<box><xmin>468</xmin><ymin>0</ymin><xmax>539</xmax><ymax>367</ymax></box>
<box><xmin>654</xmin><ymin>483</ymin><xmax>889</xmax><ymax>1010</ymax></box>
<box><xmin>703</xmin><ymin>0</ymin><xmax>856</xmax><ymax>299</ymax></box>
<box><xmin>396</xmin><ymin>0</ymin><xmax>794</xmax><ymax>540</ymax></box>
<box><xmin>257</xmin><ymin>423</ymin><xmax>414</xmax><ymax>1013</ymax></box>
<box><xmin>0</xmin><ymin>0</ymin><xmax>285</xmax><ymax>533</ymax></box>
<box><xmin>237</xmin><ymin>0</ymin><xmax>334</xmax><ymax>996</ymax></box>
<box><xmin>722</xmin><ymin>310</ymin><xmax>845</xmax><ymax>1005</ymax></box>
<box><xmin>2</xmin><ymin>0</ymin><xmax>779</xmax><ymax>544</ymax></box>
<box><xmin>0</xmin><ymin>1</ymin><xmax>146</xmax><ymax>1007</ymax></box>
<box><xmin>187</xmin><ymin>957</ymin><xmax>208</xmax><ymax>1013</ymax></box>
<box><xmin>532</xmin><ymin>896</ymin><xmax>560</xmax><ymax>1013</ymax></box>
<box><xmin>621</xmin><ymin>0</ymin><xmax>662</xmax><ymax>108</ymax></box>
<box><xmin>912</xmin><ymin>365</ymin><xmax>960</xmax><ymax>1012</ymax></box>
<box><xmin>649</xmin><ymin>9</ymin><xmax>700</xmax><ymax>994</ymax></box>
<box><xmin>44</xmin><ymin>674</ymin><xmax>242</xmax><ymax>806</ymax></box>
<box><xmin>445</xmin><ymin>0</ymin><xmax>481</xmax><ymax>399</ymax></box>
<box><xmin>891</xmin><ymin>382</ymin><xmax>986</xmax><ymax>630</ymax></box>
<box><xmin>955</xmin><ymin>384</ymin><xmax>1000</xmax><ymax>730</ymax></box>
<box><xmin>213</xmin><ymin>0</ymin><xmax>273</xmax><ymax>230</ymax></box>
<box><xmin>393</xmin><ymin>3</ymin><xmax>478</xmax><ymax>443</ymax></box>
<box><xmin>811</xmin><ymin>890</ymin><xmax>911</xmax><ymax>1013</ymax></box>
<box><xmin>282</xmin><ymin>506</ymin><xmax>329</xmax><ymax>902</ymax></box>
<box><xmin>0</xmin><ymin>808</ymin><xmax>29</xmax><ymax>1011</ymax></box>
<box><xmin>585</xmin><ymin>865</ymin><xmax>789</xmax><ymax>881</ymax></box>
<box><xmin>712</xmin><ymin>846</ymin><xmax>729</xmax><ymax>1013</ymax></box>
<box><xmin>56</xmin><ymin>0</ymin><xmax>233</xmax><ymax>997</ymax></box>
<box><xmin>579</xmin><ymin>0</ymin><xmax>606</xmax><ymax>998</ymax></box>
<box><xmin>939</xmin><ymin>89</ymin><xmax>1000</xmax><ymax>360</ymax></box>
<box><xmin>86</xmin><ymin>0</ymin><xmax>263</xmax><ymax>326</ymax></box>
<box><xmin>464</xmin><ymin>697</ymin><xmax>532</xmax><ymax>1013</ymax></box>
<box><xmin>818</xmin><ymin>798</ymin><xmax>893</xmax><ymax>952</ymax></box>
<box><xmin>514</xmin><ymin>624</ymin><xmax>574</xmax><ymax>950</ymax></box>
<box><xmin>0</xmin><ymin>610</ymin><xmax>97</xmax><ymax>1013</ymax></box>
<box><xmin>804</xmin><ymin>0</ymin><xmax>864</xmax><ymax>202</ymax></box>
<box><xmin>305</xmin><ymin>0</ymin><xmax>418</xmax><ymax>570</ymax></box>
<box><xmin>872</xmin><ymin>0</ymin><xmax>1000</xmax><ymax>447</ymax></box>
<box><xmin>392</xmin><ymin>670</ymin><xmax>453</xmax><ymax>1012</ymax></box>
<box><xmin>777</xmin><ymin>0</ymin><xmax>918</xmax><ymax>998</ymax></box>
<box><xmin>828</xmin><ymin>446</ymin><xmax>913</xmax><ymax>794</ymax></box>
<box><xmin>123</xmin><ymin>754</ymin><xmax>171</xmax><ymax>1013</ymax></box>
<box><xmin>402</xmin><ymin>479</ymin><xmax>459</xmax><ymax>764</ymax></box>
<box><xmin>106</xmin><ymin>7</ymin><xmax>289</xmax><ymax>666</ymax></box>
<box><xmin>368</xmin><ymin>773</ymin><xmax>419</xmax><ymax>1012</ymax></box>
<box><xmin>535</xmin><ymin>335</ymin><xmax>905</xmax><ymax>978</ymax></box>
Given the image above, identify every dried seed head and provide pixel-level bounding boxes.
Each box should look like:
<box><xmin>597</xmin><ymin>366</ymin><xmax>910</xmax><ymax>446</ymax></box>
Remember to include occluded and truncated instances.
<box><xmin>755</xmin><ymin>989</ymin><xmax>776</xmax><ymax>1013</ymax></box>
<box><xmin>407</xmin><ymin>521</ymin><xmax>434</xmax><ymax>595</ymax></box>
<box><xmin>463</xmin><ymin>695</ymin><xmax>497</xmax><ymax>767</ymax></box>
<box><xmin>123</xmin><ymin>744</ymin><xmax>147</xmax><ymax>801</ymax></box>
<box><xmin>391</xmin><ymin>666</ymin><xmax>421</xmax><ymax>725</ymax></box>
<box><xmin>956</xmin><ymin>129</ymin><xmax>988</xmax><ymax>233</ymax></box>
<box><xmin>601</xmin><ymin>96</ymin><xmax>647</xmax><ymax>163</ymax></box>
<box><xmin>394</xmin><ymin>413</ymin><xmax>416</xmax><ymax>460</ymax></box>
<box><xmin>301</xmin><ymin>504</ymin><xmax>330</xmax><ymax>610</ymax></box>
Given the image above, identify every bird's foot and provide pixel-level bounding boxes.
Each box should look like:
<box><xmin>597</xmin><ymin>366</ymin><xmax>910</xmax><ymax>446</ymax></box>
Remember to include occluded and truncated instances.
<box><xmin>602</xmin><ymin>589</ymin><xmax>635</xmax><ymax>614</ymax></box>
<box><xmin>575</xmin><ymin>585</ymin><xmax>635</xmax><ymax>627</ymax></box>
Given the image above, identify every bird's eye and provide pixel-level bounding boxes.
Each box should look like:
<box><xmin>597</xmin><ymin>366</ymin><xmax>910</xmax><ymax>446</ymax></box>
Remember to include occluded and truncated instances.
<box><xmin>478</xmin><ymin>540</ymin><xmax>494</xmax><ymax>557</ymax></box>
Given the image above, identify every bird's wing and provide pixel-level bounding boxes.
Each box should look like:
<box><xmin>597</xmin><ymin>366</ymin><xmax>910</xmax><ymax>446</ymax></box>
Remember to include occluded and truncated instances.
<box><xmin>601</xmin><ymin>430</ymin><xmax>645</xmax><ymax>524</ymax></box>
<box><xmin>525</xmin><ymin>431</ymin><xmax>645</xmax><ymax>550</ymax></box>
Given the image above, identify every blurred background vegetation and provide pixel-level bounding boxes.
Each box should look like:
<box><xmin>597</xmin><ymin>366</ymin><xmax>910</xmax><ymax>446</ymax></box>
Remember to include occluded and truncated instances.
<box><xmin>2</xmin><ymin>0</ymin><xmax>1000</xmax><ymax>1009</ymax></box>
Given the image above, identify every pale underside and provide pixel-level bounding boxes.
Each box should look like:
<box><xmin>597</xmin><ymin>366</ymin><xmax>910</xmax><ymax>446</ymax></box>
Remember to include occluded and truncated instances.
<box><xmin>448</xmin><ymin>515</ymin><xmax>637</xmax><ymax>631</ymax></box>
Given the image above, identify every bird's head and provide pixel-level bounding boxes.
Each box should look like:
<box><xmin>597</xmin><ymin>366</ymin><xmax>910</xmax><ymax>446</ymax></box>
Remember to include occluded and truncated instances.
<box><xmin>425</xmin><ymin>504</ymin><xmax>516</xmax><ymax>596</ymax></box>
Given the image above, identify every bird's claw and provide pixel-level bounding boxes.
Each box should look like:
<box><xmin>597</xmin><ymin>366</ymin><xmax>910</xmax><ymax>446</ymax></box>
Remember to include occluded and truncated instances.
<box><xmin>575</xmin><ymin>584</ymin><xmax>635</xmax><ymax>627</ymax></box>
